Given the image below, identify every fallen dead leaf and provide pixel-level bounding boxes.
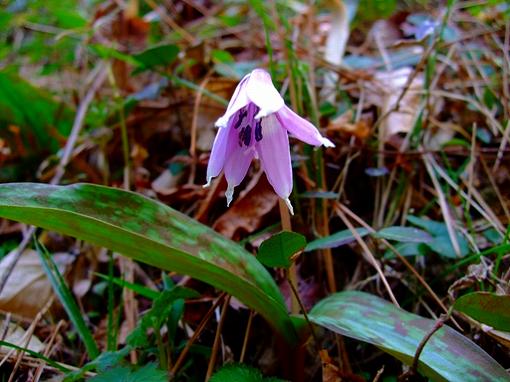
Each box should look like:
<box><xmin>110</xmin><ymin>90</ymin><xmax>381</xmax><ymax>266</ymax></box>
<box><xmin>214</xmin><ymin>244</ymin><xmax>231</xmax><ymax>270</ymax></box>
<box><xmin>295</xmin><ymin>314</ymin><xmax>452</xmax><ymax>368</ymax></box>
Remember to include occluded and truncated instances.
<box><xmin>320</xmin><ymin>349</ymin><xmax>342</xmax><ymax>382</ymax></box>
<box><xmin>328</xmin><ymin>110</ymin><xmax>371</xmax><ymax>139</ymax></box>
<box><xmin>0</xmin><ymin>321</ymin><xmax>44</xmax><ymax>353</ymax></box>
<box><xmin>485</xmin><ymin>327</ymin><xmax>510</xmax><ymax>348</ymax></box>
<box><xmin>213</xmin><ymin>172</ymin><xmax>278</xmax><ymax>240</ymax></box>
<box><xmin>0</xmin><ymin>249</ymin><xmax>65</xmax><ymax>319</ymax></box>
<box><xmin>151</xmin><ymin>169</ymin><xmax>184</xmax><ymax>195</ymax></box>
<box><xmin>366</xmin><ymin>67</ymin><xmax>425</xmax><ymax>142</ymax></box>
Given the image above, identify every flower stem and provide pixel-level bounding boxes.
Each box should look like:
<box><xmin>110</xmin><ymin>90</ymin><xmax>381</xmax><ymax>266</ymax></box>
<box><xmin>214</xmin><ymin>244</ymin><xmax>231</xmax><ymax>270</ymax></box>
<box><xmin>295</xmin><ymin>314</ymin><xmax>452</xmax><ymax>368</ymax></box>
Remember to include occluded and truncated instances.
<box><xmin>278</xmin><ymin>199</ymin><xmax>299</xmax><ymax>314</ymax></box>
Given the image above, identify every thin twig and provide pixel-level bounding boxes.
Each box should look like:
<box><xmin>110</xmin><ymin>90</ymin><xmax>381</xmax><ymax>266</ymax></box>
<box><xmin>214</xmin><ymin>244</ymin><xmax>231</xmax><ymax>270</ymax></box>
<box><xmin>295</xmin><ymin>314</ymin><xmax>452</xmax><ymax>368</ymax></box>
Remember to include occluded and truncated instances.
<box><xmin>171</xmin><ymin>293</ymin><xmax>226</xmax><ymax>376</ymax></box>
<box><xmin>33</xmin><ymin>320</ymin><xmax>65</xmax><ymax>382</ymax></box>
<box><xmin>278</xmin><ymin>199</ymin><xmax>299</xmax><ymax>314</ymax></box>
<box><xmin>398</xmin><ymin>314</ymin><xmax>447</xmax><ymax>381</ymax></box>
<box><xmin>52</xmin><ymin>64</ymin><xmax>108</xmax><ymax>184</ymax></box>
<box><xmin>106</xmin><ymin>61</ymin><xmax>138</xmax><ymax>363</ymax></box>
<box><xmin>422</xmin><ymin>153</ymin><xmax>462</xmax><ymax>257</ymax></box>
<box><xmin>239</xmin><ymin>310</ymin><xmax>254</xmax><ymax>363</ymax></box>
<box><xmin>205</xmin><ymin>295</ymin><xmax>230</xmax><ymax>381</ymax></box>
<box><xmin>189</xmin><ymin>72</ymin><xmax>212</xmax><ymax>185</ymax></box>
<box><xmin>286</xmin><ymin>272</ymin><xmax>320</xmax><ymax>353</ymax></box>
<box><xmin>335</xmin><ymin>206</ymin><xmax>400</xmax><ymax>307</ymax></box>
<box><xmin>143</xmin><ymin>0</ymin><xmax>196</xmax><ymax>44</ymax></box>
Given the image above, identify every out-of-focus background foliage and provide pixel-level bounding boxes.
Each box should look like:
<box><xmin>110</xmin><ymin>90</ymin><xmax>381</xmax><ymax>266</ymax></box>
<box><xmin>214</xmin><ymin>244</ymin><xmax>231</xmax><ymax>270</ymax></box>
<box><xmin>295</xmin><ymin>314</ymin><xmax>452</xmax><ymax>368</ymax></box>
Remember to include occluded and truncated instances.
<box><xmin>0</xmin><ymin>0</ymin><xmax>509</xmax><ymax>381</ymax></box>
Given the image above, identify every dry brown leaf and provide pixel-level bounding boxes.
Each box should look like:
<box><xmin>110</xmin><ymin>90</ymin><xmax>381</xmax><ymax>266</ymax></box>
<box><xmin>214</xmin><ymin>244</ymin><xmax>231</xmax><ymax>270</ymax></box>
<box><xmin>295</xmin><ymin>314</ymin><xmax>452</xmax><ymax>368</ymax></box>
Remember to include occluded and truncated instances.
<box><xmin>423</xmin><ymin>122</ymin><xmax>456</xmax><ymax>150</ymax></box>
<box><xmin>320</xmin><ymin>349</ymin><xmax>342</xmax><ymax>382</ymax></box>
<box><xmin>0</xmin><ymin>321</ymin><xmax>44</xmax><ymax>353</ymax></box>
<box><xmin>448</xmin><ymin>259</ymin><xmax>493</xmax><ymax>299</ymax></box>
<box><xmin>484</xmin><ymin>327</ymin><xmax>510</xmax><ymax>348</ymax></box>
<box><xmin>151</xmin><ymin>169</ymin><xmax>184</xmax><ymax>195</ymax></box>
<box><xmin>367</xmin><ymin>67</ymin><xmax>424</xmax><ymax>142</ymax></box>
<box><xmin>0</xmin><ymin>249</ymin><xmax>64</xmax><ymax>319</ymax></box>
<box><xmin>328</xmin><ymin>110</ymin><xmax>371</xmax><ymax>139</ymax></box>
<box><xmin>321</xmin><ymin>0</ymin><xmax>350</xmax><ymax>103</ymax></box>
<box><xmin>213</xmin><ymin>173</ymin><xmax>278</xmax><ymax>240</ymax></box>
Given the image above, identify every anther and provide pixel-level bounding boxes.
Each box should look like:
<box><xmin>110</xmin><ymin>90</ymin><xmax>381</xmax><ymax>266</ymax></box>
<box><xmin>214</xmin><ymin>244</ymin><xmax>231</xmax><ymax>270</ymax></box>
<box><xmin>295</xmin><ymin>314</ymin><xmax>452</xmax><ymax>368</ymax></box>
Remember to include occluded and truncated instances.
<box><xmin>255</xmin><ymin>120</ymin><xmax>263</xmax><ymax>142</ymax></box>
<box><xmin>233</xmin><ymin>108</ymin><xmax>248</xmax><ymax>129</ymax></box>
<box><xmin>243</xmin><ymin>124</ymin><xmax>252</xmax><ymax>146</ymax></box>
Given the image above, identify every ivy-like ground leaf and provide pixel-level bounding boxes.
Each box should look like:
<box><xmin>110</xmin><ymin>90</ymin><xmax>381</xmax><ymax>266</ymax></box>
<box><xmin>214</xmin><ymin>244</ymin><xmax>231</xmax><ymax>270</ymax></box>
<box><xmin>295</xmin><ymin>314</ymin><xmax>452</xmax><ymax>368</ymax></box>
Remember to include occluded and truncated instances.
<box><xmin>257</xmin><ymin>231</ymin><xmax>306</xmax><ymax>269</ymax></box>
<box><xmin>309</xmin><ymin>291</ymin><xmax>509</xmax><ymax>382</ymax></box>
<box><xmin>0</xmin><ymin>183</ymin><xmax>297</xmax><ymax>344</ymax></box>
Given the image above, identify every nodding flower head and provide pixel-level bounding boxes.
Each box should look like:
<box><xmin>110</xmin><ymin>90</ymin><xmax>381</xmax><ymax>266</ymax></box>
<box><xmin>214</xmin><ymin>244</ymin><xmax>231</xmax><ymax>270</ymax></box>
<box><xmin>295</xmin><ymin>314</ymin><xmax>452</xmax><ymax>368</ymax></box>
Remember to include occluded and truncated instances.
<box><xmin>205</xmin><ymin>69</ymin><xmax>334</xmax><ymax>215</ymax></box>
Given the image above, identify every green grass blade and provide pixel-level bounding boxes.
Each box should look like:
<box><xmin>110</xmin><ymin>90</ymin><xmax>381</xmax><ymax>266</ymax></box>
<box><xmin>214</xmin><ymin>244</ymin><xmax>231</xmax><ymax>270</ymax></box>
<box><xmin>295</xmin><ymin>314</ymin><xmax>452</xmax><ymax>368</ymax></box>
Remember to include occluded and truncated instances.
<box><xmin>0</xmin><ymin>183</ymin><xmax>296</xmax><ymax>344</ymax></box>
<box><xmin>34</xmin><ymin>239</ymin><xmax>100</xmax><ymax>359</ymax></box>
<box><xmin>106</xmin><ymin>252</ymin><xmax>117</xmax><ymax>352</ymax></box>
<box><xmin>95</xmin><ymin>272</ymin><xmax>161</xmax><ymax>300</ymax></box>
<box><xmin>0</xmin><ymin>340</ymin><xmax>71</xmax><ymax>372</ymax></box>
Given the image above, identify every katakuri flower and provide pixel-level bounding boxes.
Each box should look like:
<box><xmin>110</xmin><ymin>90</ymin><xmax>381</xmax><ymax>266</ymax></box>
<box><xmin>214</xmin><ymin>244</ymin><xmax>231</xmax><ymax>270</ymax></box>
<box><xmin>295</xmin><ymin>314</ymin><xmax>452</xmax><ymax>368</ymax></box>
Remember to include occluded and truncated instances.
<box><xmin>205</xmin><ymin>69</ymin><xmax>334</xmax><ymax>215</ymax></box>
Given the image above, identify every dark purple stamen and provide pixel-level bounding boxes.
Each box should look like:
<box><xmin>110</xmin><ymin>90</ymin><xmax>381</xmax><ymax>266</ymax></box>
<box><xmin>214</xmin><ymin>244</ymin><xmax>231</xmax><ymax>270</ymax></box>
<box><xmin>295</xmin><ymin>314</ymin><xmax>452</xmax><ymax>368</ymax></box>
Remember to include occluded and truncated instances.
<box><xmin>255</xmin><ymin>120</ymin><xmax>263</xmax><ymax>142</ymax></box>
<box><xmin>243</xmin><ymin>124</ymin><xmax>252</xmax><ymax>146</ymax></box>
<box><xmin>238</xmin><ymin>127</ymin><xmax>245</xmax><ymax>147</ymax></box>
<box><xmin>233</xmin><ymin>108</ymin><xmax>248</xmax><ymax>129</ymax></box>
<box><xmin>238</xmin><ymin>124</ymin><xmax>252</xmax><ymax>147</ymax></box>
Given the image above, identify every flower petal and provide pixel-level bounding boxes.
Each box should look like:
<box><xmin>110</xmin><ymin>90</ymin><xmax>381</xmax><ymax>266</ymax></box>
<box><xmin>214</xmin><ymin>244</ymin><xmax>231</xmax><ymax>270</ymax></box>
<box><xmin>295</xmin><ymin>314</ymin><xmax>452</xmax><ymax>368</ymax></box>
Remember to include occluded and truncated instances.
<box><xmin>205</xmin><ymin>124</ymin><xmax>232</xmax><ymax>187</ymax></box>
<box><xmin>245</xmin><ymin>69</ymin><xmax>284</xmax><ymax>120</ymax></box>
<box><xmin>224</xmin><ymin>145</ymin><xmax>255</xmax><ymax>206</ymax></box>
<box><xmin>215</xmin><ymin>73</ymin><xmax>251</xmax><ymax>128</ymax></box>
<box><xmin>277</xmin><ymin>105</ymin><xmax>335</xmax><ymax>147</ymax></box>
<box><xmin>256</xmin><ymin>114</ymin><xmax>294</xmax><ymax>214</ymax></box>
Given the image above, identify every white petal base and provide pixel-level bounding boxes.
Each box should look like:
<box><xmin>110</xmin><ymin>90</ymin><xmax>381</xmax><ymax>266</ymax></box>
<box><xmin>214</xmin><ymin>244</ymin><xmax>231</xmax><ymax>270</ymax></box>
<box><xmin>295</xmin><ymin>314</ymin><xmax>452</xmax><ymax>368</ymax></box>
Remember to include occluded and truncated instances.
<box><xmin>215</xmin><ymin>116</ymin><xmax>229</xmax><ymax>128</ymax></box>
<box><xmin>225</xmin><ymin>185</ymin><xmax>234</xmax><ymax>207</ymax></box>
<box><xmin>284</xmin><ymin>198</ymin><xmax>294</xmax><ymax>216</ymax></box>
<box><xmin>203</xmin><ymin>177</ymin><xmax>213</xmax><ymax>188</ymax></box>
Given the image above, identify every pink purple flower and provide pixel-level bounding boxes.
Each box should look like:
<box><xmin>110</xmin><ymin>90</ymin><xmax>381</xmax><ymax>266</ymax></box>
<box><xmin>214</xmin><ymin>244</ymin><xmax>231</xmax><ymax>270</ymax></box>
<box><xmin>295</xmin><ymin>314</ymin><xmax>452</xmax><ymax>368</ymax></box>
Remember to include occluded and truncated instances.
<box><xmin>205</xmin><ymin>69</ymin><xmax>334</xmax><ymax>214</ymax></box>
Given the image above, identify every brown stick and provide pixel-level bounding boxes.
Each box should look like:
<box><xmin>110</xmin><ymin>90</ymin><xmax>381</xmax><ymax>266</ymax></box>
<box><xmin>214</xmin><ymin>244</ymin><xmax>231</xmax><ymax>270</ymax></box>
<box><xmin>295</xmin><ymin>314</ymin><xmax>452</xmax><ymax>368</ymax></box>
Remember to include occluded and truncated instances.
<box><xmin>205</xmin><ymin>295</ymin><xmax>231</xmax><ymax>381</ymax></box>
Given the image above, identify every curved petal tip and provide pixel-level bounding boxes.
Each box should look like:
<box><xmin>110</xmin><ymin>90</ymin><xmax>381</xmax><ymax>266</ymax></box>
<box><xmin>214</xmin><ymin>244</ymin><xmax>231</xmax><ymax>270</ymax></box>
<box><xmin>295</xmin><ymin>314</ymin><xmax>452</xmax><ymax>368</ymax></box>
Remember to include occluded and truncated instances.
<box><xmin>321</xmin><ymin>137</ymin><xmax>335</xmax><ymax>148</ymax></box>
<box><xmin>225</xmin><ymin>185</ymin><xmax>234</xmax><ymax>206</ymax></box>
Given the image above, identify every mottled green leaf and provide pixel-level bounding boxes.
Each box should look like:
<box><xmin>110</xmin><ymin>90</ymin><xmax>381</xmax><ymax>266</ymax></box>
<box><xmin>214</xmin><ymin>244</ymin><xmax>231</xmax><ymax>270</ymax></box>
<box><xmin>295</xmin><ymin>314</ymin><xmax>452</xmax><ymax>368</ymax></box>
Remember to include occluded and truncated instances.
<box><xmin>375</xmin><ymin>226</ymin><xmax>432</xmax><ymax>243</ymax></box>
<box><xmin>257</xmin><ymin>231</ymin><xmax>306</xmax><ymax>268</ymax></box>
<box><xmin>309</xmin><ymin>291</ymin><xmax>509</xmax><ymax>382</ymax></box>
<box><xmin>0</xmin><ymin>183</ymin><xmax>296</xmax><ymax>344</ymax></box>
<box><xmin>454</xmin><ymin>292</ymin><xmax>510</xmax><ymax>332</ymax></box>
<box><xmin>305</xmin><ymin>228</ymin><xmax>369</xmax><ymax>252</ymax></box>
